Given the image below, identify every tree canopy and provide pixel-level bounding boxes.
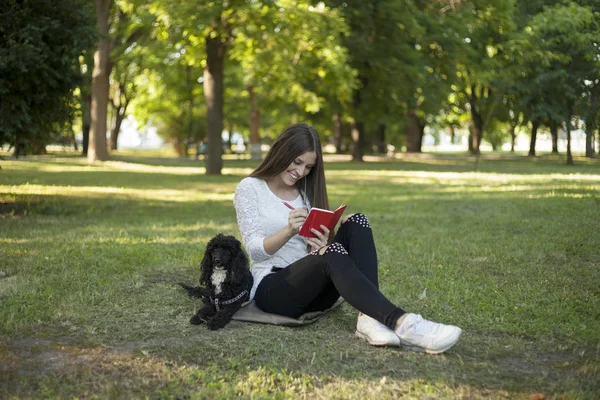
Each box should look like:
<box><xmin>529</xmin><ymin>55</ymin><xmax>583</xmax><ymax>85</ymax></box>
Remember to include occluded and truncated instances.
<box><xmin>2</xmin><ymin>0</ymin><xmax>599</xmax><ymax>167</ymax></box>
<box><xmin>0</xmin><ymin>0</ymin><xmax>96</xmax><ymax>156</ymax></box>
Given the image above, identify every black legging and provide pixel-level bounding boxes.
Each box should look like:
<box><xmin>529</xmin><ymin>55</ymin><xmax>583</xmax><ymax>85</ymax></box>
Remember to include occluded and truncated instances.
<box><xmin>254</xmin><ymin>213</ymin><xmax>406</xmax><ymax>330</ymax></box>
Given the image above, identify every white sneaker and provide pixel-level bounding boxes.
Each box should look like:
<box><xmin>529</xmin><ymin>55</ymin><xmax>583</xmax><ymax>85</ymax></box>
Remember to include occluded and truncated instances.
<box><xmin>355</xmin><ymin>313</ymin><xmax>401</xmax><ymax>346</ymax></box>
<box><xmin>394</xmin><ymin>313</ymin><xmax>462</xmax><ymax>354</ymax></box>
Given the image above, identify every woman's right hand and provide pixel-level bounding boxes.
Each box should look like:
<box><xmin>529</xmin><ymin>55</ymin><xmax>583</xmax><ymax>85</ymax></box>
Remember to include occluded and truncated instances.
<box><xmin>287</xmin><ymin>206</ymin><xmax>308</xmax><ymax>236</ymax></box>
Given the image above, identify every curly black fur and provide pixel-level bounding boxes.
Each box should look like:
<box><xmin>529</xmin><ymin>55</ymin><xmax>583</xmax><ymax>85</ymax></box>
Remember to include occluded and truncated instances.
<box><xmin>179</xmin><ymin>233</ymin><xmax>253</xmax><ymax>330</ymax></box>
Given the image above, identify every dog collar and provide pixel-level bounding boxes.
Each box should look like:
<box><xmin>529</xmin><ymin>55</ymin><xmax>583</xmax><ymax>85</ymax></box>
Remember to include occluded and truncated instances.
<box><xmin>212</xmin><ymin>290</ymin><xmax>249</xmax><ymax>311</ymax></box>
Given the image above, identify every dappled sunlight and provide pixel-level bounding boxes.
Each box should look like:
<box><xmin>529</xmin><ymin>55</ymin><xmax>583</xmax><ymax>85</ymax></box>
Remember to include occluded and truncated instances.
<box><xmin>0</xmin><ymin>336</ymin><xmax>547</xmax><ymax>399</ymax></box>
<box><xmin>2</xmin><ymin>159</ymin><xmax>254</xmax><ymax>177</ymax></box>
<box><xmin>526</xmin><ymin>192</ymin><xmax>597</xmax><ymax>199</ymax></box>
<box><xmin>312</xmin><ymin>376</ymin><xmax>504</xmax><ymax>399</ymax></box>
<box><xmin>146</xmin><ymin>221</ymin><xmax>239</xmax><ymax>234</ymax></box>
<box><xmin>327</xmin><ymin>169</ymin><xmax>600</xmax><ymax>183</ymax></box>
<box><xmin>403</xmin><ymin>183</ymin><xmax>599</xmax><ymax>195</ymax></box>
<box><xmin>1</xmin><ymin>184</ymin><xmax>235</xmax><ymax>203</ymax></box>
<box><xmin>1</xmin><ymin>221</ymin><xmax>240</xmax><ymax>248</ymax></box>
<box><xmin>223</xmin><ymin>167</ymin><xmax>256</xmax><ymax>176</ymax></box>
<box><xmin>9</xmin><ymin>160</ymin><xmax>206</xmax><ymax>175</ymax></box>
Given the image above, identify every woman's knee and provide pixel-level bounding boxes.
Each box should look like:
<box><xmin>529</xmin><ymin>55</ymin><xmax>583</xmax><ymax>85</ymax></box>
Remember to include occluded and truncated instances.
<box><xmin>340</xmin><ymin>213</ymin><xmax>356</xmax><ymax>225</ymax></box>
<box><xmin>318</xmin><ymin>242</ymin><xmax>348</xmax><ymax>256</ymax></box>
<box><xmin>341</xmin><ymin>212</ymin><xmax>371</xmax><ymax>228</ymax></box>
<box><xmin>311</xmin><ymin>242</ymin><xmax>349</xmax><ymax>256</ymax></box>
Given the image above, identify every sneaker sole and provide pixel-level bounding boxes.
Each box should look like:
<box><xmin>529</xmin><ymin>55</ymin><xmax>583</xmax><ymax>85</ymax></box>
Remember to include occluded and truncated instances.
<box><xmin>399</xmin><ymin>329</ymin><xmax>462</xmax><ymax>354</ymax></box>
<box><xmin>355</xmin><ymin>330</ymin><xmax>400</xmax><ymax>347</ymax></box>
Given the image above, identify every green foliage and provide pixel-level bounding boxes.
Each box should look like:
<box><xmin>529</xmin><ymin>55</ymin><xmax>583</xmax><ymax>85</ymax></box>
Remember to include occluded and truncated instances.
<box><xmin>484</xmin><ymin>118</ymin><xmax>511</xmax><ymax>149</ymax></box>
<box><xmin>449</xmin><ymin>0</ymin><xmax>516</xmax><ymax>146</ymax></box>
<box><xmin>507</xmin><ymin>0</ymin><xmax>600</xmax><ymax>148</ymax></box>
<box><xmin>527</xmin><ymin>1</ymin><xmax>599</xmax><ymax>119</ymax></box>
<box><xmin>0</xmin><ymin>0</ymin><xmax>96</xmax><ymax>153</ymax></box>
<box><xmin>230</xmin><ymin>1</ymin><xmax>355</xmax><ymax>115</ymax></box>
<box><xmin>6</xmin><ymin>0</ymin><xmax>598</xmax><ymax>160</ymax></box>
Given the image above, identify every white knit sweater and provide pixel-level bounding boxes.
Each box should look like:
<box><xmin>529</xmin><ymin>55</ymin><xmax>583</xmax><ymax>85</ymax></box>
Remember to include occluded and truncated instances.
<box><xmin>233</xmin><ymin>177</ymin><xmax>310</xmax><ymax>299</ymax></box>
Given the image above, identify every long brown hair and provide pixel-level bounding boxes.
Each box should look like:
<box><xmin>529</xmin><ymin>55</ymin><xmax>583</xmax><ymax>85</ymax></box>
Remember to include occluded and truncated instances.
<box><xmin>250</xmin><ymin>123</ymin><xmax>329</xmax><ymax>210</ymax></box>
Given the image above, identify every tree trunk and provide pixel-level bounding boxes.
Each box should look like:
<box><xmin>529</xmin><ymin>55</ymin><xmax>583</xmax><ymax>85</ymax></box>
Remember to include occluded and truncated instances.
<box><xmin>585</xmin><ymin>91</ymin><xmax>597</xmax><ymax>158</ymax></box>
<box><xmin>449</xmin><ymin>126</ymin><xmax>457</xmax><ymax>144</ymax></box>
<box><xmin>110</xmin><ymin>106</ymin><xmax>125</xmax><ymax>150</ymax></box>
<box><xmin>566</xmin><ymin>119</ymin><xmax>574</xmax><ymax>166</ymax></box>
<box><xmin>226</xmin><ymin>123</ymin><xmax>233</xmax><ymax>153</ymax></box>
<box><xmin>248</xmin><ymin>84</ymin><xmax>261</xmax><ymax>161</ymax></box>
<box><xmin>71</xmin><ymin>127</ymin><xmax>78</xmax><ymax>151</ymax></box>
<box><xmin>406</xmin><ymin>110</ymin><xmax>423</xmax><ymax>153</ymax></box>
<box><xmin>468</xmin><ymin>125</ymin><xmax>474</xmax><ymax>153</ymax></box>
<box><xmin>13</xmin><ymin>134</ymin><xmax>26</xmax><ymax>158</ymax></box>
<box><xmin>351</xmin><ymin>121</ymin><xmax>364</xmax><ymax>162</ymax></box>
<box><xmin>510</xmin><ymin>125</ymin><xmax>516</xmax><ymax>152</ymax></box>
<box><xmin>550</xmin><ymin>121</ymin><xmax>559</xmax><ymax>154</ymax></box>
<box><xmin>110</xmin><ymin>94</ymin><xmax>129</xmax><ymax>151</ymax></box>
<box><xmin>528</xmin><ymin>121</ymin><xmax>539</xmax><ymax>157</ymax></box>
<box><xmin>81</xmin><ymin>93</ymin><xmax>90</xmax><ymax>156</ymax></box>
<box><xmin>350</xmin><ymin>87</ymin><xmax>364</xmax><ymax>161</ymax></box>
<box><xmin>204</xmin><ymin>33</ymin><xmax>226</xmax><ymax>174</ymax></box>
<box><xmin>333</xmin><ymin>112</ymin><xmax>342</xmax><ymax>154</ymax></box>
<box><xmin>470</xmin><ymin>111</ymin><xmax>483</xmax><ymax>155</ymax></box>
<box><xmin>468</xmin><ymin>85</ymin><xmax>484</xmax><ymax>155</ymax></box>
<box><xmin>88</xmin><ymin>0</ymin><xmax>111</xmax><ymax>162</ymax></box>
<box><xmin>30</xmin><ymin>140</ymin><xmax>47</xmax><ymax>155</ymax></box>
<box><xmin>80</xmin><ymin>50</ymin><xmax>93</xmax><ymax>156</ymax></box>
<box><xmin>173</xmin><ymin>137</ymin><xmax>186</xmax><ymax>158</ymax></box>
<box><xmin>376</xmin><ymin>123</ymin><xmax>386</xmax><ymax>154</ymax></box>
<box><xmin>185</xmin><ymin>64</ymin><xmax>196</xmax><ymax>152</ymax></box>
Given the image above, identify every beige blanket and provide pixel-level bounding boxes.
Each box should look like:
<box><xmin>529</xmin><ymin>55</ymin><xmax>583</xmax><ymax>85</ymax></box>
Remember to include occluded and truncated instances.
<box><xmin>232</xmin><ymin>298</ymin><xmax>344</xmax><ymax>326</ymax></box>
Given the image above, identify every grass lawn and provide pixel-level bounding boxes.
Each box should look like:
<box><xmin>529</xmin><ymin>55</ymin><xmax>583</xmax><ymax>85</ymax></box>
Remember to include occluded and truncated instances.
<box><xmin>1</xmin><ymin>150</ymin><xmax>599</xmax><ymax>399</ymax></box>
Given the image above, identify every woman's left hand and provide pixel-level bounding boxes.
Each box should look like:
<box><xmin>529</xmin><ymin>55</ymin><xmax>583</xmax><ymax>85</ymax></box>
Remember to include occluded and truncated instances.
<box><xmin>306</xmin><ymin>225</ymin><xmax>330</xmax><ymax>252</ymax></box>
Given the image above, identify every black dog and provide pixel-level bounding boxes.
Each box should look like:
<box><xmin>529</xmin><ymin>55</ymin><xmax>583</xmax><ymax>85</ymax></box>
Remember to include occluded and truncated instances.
<box><xmin>180</xmin><ymin>233</ymin><xmax>253</xmax><ymax>330</ymax></box>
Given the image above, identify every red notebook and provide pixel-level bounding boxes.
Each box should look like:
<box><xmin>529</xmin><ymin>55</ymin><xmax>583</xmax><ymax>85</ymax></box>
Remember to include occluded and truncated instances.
<box><xmin>298</xmin><ymin>204</ymin><xmax>347</xmax><ymax>239</ymax></box>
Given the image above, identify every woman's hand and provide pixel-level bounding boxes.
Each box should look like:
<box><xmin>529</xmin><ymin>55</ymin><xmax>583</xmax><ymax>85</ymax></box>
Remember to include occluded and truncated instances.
<box><xmin>287</xmin><ymin>206</ymin><xmax>308</xmax><ymax>237</ymax></box>
<box><xmin>306</xmin><ymin>225</ymin><xmax>330</xmax><ymax>252</ymax></box>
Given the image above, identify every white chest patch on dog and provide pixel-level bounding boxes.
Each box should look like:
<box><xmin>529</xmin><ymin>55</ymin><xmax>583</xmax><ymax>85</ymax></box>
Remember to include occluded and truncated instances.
<box><xmin>211</xmin><ymin>270</ymin><xmax>227</xmax><ymax>295</ymax></box>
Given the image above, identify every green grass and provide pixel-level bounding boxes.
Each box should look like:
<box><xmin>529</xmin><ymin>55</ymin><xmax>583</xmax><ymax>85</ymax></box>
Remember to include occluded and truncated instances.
<box><xmin>1</xmin><ymin>151</ymin><xmax>599</xmax><ymax>399</ymax></box>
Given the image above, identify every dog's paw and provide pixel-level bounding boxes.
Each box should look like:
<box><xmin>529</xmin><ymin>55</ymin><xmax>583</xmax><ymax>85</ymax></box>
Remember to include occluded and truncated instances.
<box><xmin>206</xmin><ymin>319</ymin><xmax>228</xmax><ymax>331</ymax></box>
<box><xmin>190</xmin><ymin>315</ymin><xmax>205</xmax><ymax>325</ymax></box>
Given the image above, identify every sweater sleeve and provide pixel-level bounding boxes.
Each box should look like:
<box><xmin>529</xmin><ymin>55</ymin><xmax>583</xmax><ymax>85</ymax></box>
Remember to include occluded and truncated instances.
<box><xmin>234</xmin><ymin>179</ymin><xmax>270</xmax><ymax>262</ymax></box>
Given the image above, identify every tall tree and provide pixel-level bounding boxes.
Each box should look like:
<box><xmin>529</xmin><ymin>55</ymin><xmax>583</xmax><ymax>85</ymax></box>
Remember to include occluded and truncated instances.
<box><xmin>203</xmin><ymin>4</ymin><xmax>232</xmax><ymax>174</ymax></box>
<box><xmin>527</xmin><ymin>2</ymin><xmax>598</xmax><ymax>164</ymax></box>
<box><xmin>88</xmin><ymin>0</ymin><xmax>112</xmax><ymax>162</ymax></box>
<box><xmin>79</xmin><ymin>50</ymin><xmax>95</xmax><ymax>156</ymax></box>
<box><xmin>107</xmin><ymin>3</ymin><xmax>152</xmax><ymax>150</ymax></box>
<box><xmin>327</xmin><ymin>0</ymin><xmax>423</xmax><ymax>161</ymax></box>
<box><xmin>452</xmin><ymin>0</ymin><xmax>515</xmax><ymax>155</ymax></box>
<box><xmin>0</xmin><ymin>0</ymin><xmax>95</xmax><ymax>155</ymax></box>
<box><xmin>229</xmin><ymin>1</ymin><xmax>354</xmax><ymax>160</ymax></box>
<box><xmin>403</xmin><ymin>0</ymin><xmax>467</xmax><ymax>153</ymax></box>
<box><xmin>154</xmin><ymin>1</ymin><xmax>242</xmax><ymax>174</ymax></box>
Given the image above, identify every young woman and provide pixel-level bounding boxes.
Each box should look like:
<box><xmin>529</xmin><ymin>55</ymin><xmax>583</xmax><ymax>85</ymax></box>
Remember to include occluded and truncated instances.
<box><xmin>233</xmin><ymin>123</ymin><xmax>461</xmax><ymax>353</ymax></box>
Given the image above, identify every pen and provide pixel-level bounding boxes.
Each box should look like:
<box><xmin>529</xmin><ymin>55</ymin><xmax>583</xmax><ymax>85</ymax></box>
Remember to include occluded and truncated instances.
<box><xmin>282</xmin><ymin>202</ymin><xmax>295</xmax><ymax>210</ymax></box>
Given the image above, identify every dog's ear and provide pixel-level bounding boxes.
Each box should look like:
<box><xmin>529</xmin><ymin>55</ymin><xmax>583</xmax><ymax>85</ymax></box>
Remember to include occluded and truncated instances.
<box><xmin>200</xmin><ymin>251</ymin><xmax>212</xmax><ymax>286</ymax></box>
<box><xmin>200</xmin><ymin>237</ymin><xmax>216</xmax><ymax>285</ymax></box>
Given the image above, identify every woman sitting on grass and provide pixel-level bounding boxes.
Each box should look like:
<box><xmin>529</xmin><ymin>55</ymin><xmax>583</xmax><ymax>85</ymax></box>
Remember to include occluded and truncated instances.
<box><xmin>233</xmin><ymin>123</ymin><xmax>462</xmax><ymax>354</ymax></box>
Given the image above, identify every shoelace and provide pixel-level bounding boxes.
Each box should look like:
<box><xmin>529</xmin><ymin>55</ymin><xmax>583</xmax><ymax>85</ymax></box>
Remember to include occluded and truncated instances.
<box><xmin>403</xmin><ymin>315</ymin><xmax>427</xmax><ymax>335</ymax></box>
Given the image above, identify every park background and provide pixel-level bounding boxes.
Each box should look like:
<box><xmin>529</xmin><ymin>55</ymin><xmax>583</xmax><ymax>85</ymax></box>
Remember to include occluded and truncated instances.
<box><xmin>1</xmin><ymin>0</ymin><xmax>600</xmax><ymax>399</ymax></box>
<box><xmin>1</xmin><ymin>0</ymin><xmax>599</xmax><ymax>164</ymax></box>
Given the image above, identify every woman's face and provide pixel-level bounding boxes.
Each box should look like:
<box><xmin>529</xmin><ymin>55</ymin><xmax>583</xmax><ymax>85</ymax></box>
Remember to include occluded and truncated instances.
<box><xmin>279</xmin><ymin>151</ymin><xmax>317</xmax><ymax>187</ymax></box>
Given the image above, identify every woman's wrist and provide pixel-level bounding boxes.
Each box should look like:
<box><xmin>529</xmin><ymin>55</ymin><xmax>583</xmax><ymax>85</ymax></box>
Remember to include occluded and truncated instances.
<box><xmin>284</xmin><ymin>225</ymin><xmax>297</xmax><ymax>239</ymax></box>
